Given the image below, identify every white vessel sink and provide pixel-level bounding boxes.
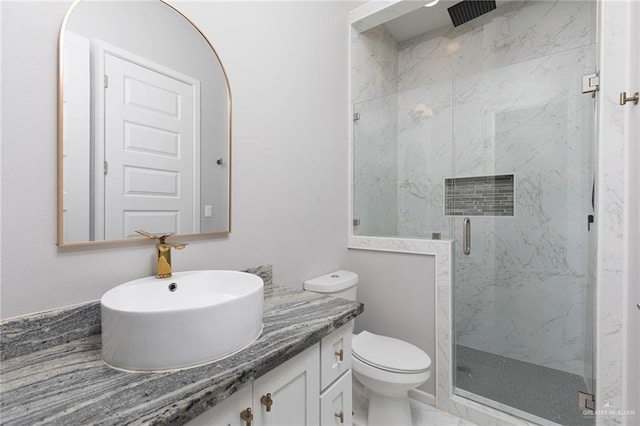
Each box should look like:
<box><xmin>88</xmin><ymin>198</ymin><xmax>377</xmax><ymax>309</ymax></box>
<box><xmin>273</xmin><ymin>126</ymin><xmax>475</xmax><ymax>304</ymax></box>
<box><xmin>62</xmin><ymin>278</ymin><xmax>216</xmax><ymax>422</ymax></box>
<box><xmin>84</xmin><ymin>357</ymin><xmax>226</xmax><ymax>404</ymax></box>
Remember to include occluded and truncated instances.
<box><xmin>101</xmin><ymin>270</ymin><xmax>264</xmax><ymax>371</ymax></box>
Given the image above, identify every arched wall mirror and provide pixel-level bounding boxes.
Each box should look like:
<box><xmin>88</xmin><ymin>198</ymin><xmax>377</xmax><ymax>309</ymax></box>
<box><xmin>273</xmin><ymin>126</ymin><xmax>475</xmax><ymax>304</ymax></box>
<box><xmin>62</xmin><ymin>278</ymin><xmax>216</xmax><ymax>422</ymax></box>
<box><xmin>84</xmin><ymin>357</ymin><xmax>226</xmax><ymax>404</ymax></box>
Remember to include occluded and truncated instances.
<box><xmin>57</xmin><ymin>0</ymin><xmax>231</xmax><ymax>246</ymax></box>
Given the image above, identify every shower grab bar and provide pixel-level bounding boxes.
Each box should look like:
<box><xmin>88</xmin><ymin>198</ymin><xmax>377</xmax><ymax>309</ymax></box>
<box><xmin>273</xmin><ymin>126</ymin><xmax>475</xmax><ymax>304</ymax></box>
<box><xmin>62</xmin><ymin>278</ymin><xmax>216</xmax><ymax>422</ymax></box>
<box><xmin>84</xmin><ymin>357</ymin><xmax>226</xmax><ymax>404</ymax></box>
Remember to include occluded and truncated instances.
<box><xmin>463</xmin><ymin>217</ymin><xmax>471</xmax><ymax>255</ymax></box>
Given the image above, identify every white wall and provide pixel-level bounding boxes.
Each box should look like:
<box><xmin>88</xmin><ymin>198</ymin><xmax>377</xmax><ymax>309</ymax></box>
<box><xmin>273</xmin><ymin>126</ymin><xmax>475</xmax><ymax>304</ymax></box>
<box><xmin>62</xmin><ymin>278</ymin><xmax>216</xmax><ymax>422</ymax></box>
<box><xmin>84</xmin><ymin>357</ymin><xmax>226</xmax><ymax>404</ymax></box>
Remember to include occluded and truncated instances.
<box><xmin>0</xmin><ymin>1</ymin><xmax>351</xmax><ymax>319</ymax></box>
<box><xmin>596</xmin><ymin>0</ymin><xmax>640</xmax><ymax>422</ymax></box>
<box><xmin>625</xmin><ymin>0</ymin><xmax>640</xmax><ymax>415</ymax></box>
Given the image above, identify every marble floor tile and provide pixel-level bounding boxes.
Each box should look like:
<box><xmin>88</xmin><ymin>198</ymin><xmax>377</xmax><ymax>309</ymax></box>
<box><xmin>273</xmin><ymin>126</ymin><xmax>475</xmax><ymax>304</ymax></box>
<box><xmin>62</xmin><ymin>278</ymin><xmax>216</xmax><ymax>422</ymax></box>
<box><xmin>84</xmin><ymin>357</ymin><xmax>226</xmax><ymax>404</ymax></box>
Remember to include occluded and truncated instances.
<box><xmin>411</xmin><ymin>400</ymin><xmax>478</xmax><ymax>426</ymax></box>
<box><xmin>353</xmin><ymin>388</ymin><xmax>476</xmax><ymax>426</ymax></box>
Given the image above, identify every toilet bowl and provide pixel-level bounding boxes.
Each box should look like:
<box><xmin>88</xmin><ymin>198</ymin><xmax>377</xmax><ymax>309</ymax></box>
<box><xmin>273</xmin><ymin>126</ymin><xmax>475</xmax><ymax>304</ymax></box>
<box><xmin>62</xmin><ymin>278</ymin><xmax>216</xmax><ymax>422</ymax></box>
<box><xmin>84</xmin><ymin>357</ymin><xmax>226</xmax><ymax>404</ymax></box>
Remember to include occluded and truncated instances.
<box><xmin>352</xmin><ymin>331</ymin><xmax>431</xmax><ymax>426</ymax></box>
<box><xmin>303</xmin><ymin>271</ymin><xmax>432</xmax><ymax>426</ymax></box>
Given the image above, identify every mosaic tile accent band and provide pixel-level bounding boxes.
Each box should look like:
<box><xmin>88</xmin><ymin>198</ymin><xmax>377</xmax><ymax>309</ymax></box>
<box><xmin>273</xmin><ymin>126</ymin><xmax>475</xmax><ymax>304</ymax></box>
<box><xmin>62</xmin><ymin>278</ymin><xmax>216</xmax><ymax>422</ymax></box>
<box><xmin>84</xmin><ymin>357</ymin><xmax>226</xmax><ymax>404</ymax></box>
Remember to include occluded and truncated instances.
<box><xmin>445</xmin><ymin>174</ymin><xmax>514</xmax><ymax>216</ymax></box>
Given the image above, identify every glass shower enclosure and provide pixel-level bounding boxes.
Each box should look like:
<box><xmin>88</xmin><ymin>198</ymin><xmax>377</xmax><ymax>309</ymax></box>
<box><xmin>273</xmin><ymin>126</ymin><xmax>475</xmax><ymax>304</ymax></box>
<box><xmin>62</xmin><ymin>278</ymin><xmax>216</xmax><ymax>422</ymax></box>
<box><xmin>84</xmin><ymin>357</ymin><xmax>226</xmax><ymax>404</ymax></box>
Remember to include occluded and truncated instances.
<box><xmin>352</xmin><ymin>1</ymin><xmax>597</xmax><ymax>424</ymax></box>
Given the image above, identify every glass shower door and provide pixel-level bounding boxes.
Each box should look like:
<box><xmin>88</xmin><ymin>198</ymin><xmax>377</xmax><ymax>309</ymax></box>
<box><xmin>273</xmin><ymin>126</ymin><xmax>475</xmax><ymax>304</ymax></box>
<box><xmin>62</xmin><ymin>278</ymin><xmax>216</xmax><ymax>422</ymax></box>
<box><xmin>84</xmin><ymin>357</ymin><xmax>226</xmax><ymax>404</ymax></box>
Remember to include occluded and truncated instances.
<box><xmin>452</xmin><ymin>34</ymin><xmax>597</xmax><ymax>425</ymax></box>
<box><xmin>352</xmin><ymin>93</ymin><xmax>399</xmax><ymax>238</ymax></box>
<box><xmin>353</xmin><ymin>79</ymin><xmax>455</xmax><ymax>240</ymax></box>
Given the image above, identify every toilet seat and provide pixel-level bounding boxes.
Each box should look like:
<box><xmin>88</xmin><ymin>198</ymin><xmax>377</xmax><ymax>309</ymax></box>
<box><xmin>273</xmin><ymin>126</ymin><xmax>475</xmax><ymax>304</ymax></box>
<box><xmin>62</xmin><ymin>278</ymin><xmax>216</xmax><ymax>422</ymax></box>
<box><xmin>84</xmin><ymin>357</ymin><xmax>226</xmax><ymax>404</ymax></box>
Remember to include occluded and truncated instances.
<box><xmin>352</xmin><ymin>331</ymin><xmax>431</xmax><ymax>374</ymax></box>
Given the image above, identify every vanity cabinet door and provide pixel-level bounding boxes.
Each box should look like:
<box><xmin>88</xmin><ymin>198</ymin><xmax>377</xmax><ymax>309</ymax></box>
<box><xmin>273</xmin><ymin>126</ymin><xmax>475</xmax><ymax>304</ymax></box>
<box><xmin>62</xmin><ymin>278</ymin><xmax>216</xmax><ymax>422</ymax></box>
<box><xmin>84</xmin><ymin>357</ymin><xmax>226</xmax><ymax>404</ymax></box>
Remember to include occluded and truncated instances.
<box><xmin>253</xmin><ymin>344</ymin><xmax>320</xmax><ymax>426</ymax></box>
<box><xmin>320</xmin><ymin>370</ymin><xmax>352</xmax><ymax>426</ymax></box>
<box><xmin>320</xmin><ymin>322</ymin><xmax>353</xmax><ymax>390</ymax></box>
<box><xmin>185</xmin><ymin>385</ymin><xmax>252</xmax><ymax>426</ymax></box>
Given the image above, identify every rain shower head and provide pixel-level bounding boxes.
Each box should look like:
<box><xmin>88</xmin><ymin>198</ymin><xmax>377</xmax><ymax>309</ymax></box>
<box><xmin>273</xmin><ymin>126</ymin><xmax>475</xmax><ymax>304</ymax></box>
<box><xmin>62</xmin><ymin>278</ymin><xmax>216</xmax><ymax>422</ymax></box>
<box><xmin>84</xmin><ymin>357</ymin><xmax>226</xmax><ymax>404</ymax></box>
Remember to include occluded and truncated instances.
<box><xmin>447</xmin><ymin>0</ymin><xmax>497</xmax><ymax>27</ymax></box>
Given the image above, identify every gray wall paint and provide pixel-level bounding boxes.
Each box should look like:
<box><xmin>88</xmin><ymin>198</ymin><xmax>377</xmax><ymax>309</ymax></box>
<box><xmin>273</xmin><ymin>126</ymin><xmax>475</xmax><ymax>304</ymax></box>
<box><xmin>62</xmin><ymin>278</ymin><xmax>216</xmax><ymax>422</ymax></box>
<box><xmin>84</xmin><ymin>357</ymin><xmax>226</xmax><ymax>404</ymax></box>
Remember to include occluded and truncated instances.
<box><xmin>1</xmin><ymin>1</ymin><xmax>350</xmax><ymax>318</ymax></box>
<box><xmin>343</xmin><ymin>249</ymin><xmax>436</xmax><ymax>396</ymax></box>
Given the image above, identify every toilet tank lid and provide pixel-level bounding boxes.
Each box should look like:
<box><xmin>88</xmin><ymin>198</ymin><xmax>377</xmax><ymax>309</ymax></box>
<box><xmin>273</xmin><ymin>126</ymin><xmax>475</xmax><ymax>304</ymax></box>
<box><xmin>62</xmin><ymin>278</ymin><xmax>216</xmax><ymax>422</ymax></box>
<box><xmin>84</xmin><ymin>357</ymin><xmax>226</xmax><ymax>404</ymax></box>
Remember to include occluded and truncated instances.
<box><xmin>303</xmin><ymin>270</ymin><xmax>359</xmax><ymax>293</ymax></box>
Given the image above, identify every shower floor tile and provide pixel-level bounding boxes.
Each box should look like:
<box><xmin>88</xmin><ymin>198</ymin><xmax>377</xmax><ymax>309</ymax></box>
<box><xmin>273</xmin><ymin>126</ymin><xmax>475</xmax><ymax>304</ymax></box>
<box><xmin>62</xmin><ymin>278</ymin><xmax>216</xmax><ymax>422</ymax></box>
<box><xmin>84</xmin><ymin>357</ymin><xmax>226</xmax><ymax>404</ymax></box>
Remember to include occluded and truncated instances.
<box><xmin>455</xmin><ymin>345</ymin><xmax>594</xmax><ymax>426</ymax></box>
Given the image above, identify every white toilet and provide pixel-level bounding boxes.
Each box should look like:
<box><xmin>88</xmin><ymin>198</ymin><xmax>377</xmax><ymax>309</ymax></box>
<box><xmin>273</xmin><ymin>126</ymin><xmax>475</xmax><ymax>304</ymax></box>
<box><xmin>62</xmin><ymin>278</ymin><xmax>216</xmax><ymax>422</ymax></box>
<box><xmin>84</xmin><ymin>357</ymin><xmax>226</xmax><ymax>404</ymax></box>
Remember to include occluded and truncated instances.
<box><xmin>304</xmin><ymin>270</ymin><xmax>432</xmax><ymax>426</ymax></box>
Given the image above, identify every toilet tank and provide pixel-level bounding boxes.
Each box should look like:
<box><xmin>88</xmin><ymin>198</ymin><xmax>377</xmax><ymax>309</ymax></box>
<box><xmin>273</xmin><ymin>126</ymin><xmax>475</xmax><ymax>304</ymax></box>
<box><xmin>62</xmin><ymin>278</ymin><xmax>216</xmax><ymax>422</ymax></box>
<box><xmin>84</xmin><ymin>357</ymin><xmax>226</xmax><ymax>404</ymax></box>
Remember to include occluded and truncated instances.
<box><xmin>303</xmin><ymin>270</ymin><xmax>358</xmax><ymax>301</ymax></box>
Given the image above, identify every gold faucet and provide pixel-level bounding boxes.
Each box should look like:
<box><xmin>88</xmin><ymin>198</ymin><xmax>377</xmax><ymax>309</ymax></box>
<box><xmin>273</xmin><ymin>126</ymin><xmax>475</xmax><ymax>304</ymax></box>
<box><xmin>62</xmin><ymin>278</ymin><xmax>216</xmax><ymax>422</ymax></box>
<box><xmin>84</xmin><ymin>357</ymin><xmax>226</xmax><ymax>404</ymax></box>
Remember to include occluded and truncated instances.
<box><xmin>136</xmin><ymin>230</ymin><xmax>187</xmax><ymax>278</ymax></box>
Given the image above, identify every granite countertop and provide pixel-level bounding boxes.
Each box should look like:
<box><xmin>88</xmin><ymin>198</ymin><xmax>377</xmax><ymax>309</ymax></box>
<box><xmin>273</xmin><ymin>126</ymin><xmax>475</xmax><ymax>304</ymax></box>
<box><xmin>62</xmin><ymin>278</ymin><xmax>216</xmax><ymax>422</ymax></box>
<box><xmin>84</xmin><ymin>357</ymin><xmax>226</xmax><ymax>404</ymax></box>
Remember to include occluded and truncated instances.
<box><xmin>0</xmin><ymin>265</ymin><xmax>363</xmax><ymax>425</ymax></box>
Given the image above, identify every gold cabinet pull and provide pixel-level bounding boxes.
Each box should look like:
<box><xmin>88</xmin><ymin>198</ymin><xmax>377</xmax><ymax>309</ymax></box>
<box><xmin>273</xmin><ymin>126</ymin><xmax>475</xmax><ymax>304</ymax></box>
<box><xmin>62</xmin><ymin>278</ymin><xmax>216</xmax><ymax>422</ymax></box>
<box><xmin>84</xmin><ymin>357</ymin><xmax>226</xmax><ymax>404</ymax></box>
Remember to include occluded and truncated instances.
<box><xmin>261</xmin><ymin>393</ymin><xmax>273</xmax><ymax>412</ymax></box>
<box><xmin>240</xmin><ymin>407</ymin><xmax>253</xmax><ymax>426</ymax></box>
<box><xmin>335</xmin><ymin>349</ymin><xmax>344</xmax><ymax>362</ymax></box>
<box><xmin>620</xmin><ymin>91</ymin><xmax>639</xmax><ymax>105</ymax></box>
<box><xmin>335</xmin><ymin>411</ymin><xmax>345</xmax><ymax>424</ymax></box>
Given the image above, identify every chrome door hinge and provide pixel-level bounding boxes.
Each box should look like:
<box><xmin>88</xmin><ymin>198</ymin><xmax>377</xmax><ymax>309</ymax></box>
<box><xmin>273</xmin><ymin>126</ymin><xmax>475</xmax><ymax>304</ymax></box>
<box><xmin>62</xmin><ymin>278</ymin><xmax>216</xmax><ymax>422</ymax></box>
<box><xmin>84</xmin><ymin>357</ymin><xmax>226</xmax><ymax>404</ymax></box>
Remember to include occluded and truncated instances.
<box><xmin>582</xmin><ymin>73</ymin><xmax>599</xmax><ymax>94</ymax></box>
<box><xmin>353</xmin><ymin>112</ymin><xmax>360</xmax><ymax>121</ymax></box>
<box><xmin>104</xmin><ymin>75</ymin><xmax>109</xmax><ymax>88</ymax></box>
<box><xmin>353</xmin><ymin>218</ymin><xmax>360</xmax><ymax>226</ymax></box>
<box><xmin>104</xmin><ymin>161</ymin><xmax>108</xmax><ymax>175</ymax></box>
<box><xmin>578</xmin><ymin>391</ymin><xmax>595</xmax><ymax>411</ymax></box>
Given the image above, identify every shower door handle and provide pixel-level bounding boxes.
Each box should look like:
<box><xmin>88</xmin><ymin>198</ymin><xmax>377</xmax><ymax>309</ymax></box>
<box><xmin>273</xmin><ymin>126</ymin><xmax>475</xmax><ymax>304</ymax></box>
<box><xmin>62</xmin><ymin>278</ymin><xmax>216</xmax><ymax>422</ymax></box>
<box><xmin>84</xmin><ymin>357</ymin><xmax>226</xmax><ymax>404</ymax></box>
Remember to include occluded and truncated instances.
<box><xmin>463</xmin><ymin>217</ymin><xmax>471</xmax><ymax>255</ymax></box>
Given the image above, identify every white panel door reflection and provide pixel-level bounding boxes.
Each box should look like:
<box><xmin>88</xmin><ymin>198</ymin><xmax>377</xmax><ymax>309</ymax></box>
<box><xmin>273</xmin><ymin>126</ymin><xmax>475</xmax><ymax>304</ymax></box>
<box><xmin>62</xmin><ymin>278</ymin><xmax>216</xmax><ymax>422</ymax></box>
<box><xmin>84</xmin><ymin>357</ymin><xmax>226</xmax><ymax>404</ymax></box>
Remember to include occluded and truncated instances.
<box><xmin>103</xmin><ymin>51</ymin><xmax>200</xmax><ymax>239</ymax></box>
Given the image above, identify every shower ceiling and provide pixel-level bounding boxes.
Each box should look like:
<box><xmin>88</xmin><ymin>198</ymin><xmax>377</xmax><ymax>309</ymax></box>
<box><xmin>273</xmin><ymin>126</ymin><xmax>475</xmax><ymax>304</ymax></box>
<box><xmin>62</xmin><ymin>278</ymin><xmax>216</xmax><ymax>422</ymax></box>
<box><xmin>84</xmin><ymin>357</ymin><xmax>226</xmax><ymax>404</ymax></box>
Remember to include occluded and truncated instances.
<box><xmin>383</xmin><ymin>0</ymin><xmax>512</xmax><ymax>42</ymax></box>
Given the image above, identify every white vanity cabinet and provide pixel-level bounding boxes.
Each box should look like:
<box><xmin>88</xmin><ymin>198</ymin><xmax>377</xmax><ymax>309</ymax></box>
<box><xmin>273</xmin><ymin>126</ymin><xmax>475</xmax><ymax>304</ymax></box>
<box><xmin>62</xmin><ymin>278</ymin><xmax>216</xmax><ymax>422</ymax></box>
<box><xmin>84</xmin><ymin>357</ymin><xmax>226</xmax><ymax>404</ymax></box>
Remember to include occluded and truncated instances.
<box><xmin>253</xmin><ymin>343</ymin><xmax>320</xmax><ymax>426</ymax></box>
<box><xmin>185</xmin><ymin>385</ymin><xmax>252</xmax><ymax>426</ymax></box>
<box><xmin>319</xmin><ymin>321</ymin><xmax>353</xmax><ymax>426</ymax></box>
<box><xmin>186</xmin><ymin>321</ymin><xmax>354</xmax><ymax>426</ymax></box>
<box><xmin>320</xmin><ymin>370</ymin><xmax>352</xmax><ymax>426</ymax></box>
<box><xmin>320</xmin><ymin>322</ymin><xmax>352</xmax><ymax>389</ymax></box>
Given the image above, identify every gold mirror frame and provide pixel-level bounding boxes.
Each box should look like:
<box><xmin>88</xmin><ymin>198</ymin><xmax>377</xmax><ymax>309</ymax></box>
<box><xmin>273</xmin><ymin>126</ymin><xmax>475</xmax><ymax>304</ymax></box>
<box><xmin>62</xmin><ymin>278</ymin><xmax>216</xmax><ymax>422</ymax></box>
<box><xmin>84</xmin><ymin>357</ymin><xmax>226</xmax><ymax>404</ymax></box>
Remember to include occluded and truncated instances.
<box><xmin>57</xmin><ymin>0</ymin><xmax>232</xmax><ymax>246</ymax></box>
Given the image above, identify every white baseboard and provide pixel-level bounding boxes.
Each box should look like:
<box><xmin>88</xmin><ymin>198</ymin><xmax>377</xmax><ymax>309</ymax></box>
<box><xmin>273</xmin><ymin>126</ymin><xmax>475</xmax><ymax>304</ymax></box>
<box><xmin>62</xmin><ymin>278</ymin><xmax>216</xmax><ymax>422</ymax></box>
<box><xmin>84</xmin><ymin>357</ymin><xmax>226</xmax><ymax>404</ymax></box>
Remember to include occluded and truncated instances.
<box><xmin>409</xmin><ymin>389</ymin><xmax>436</xmax><ymax>406</ymax></box>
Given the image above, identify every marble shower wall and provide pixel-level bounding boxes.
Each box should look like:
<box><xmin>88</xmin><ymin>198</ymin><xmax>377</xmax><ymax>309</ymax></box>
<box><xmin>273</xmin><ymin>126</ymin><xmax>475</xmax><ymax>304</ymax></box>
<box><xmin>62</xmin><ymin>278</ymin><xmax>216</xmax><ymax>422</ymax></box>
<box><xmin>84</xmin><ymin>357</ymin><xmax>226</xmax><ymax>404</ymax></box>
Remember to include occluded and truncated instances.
<box><xmin>352</xmin><ymin>1</ymin><xmax>596</xmax><ymax>376</ymax></box>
